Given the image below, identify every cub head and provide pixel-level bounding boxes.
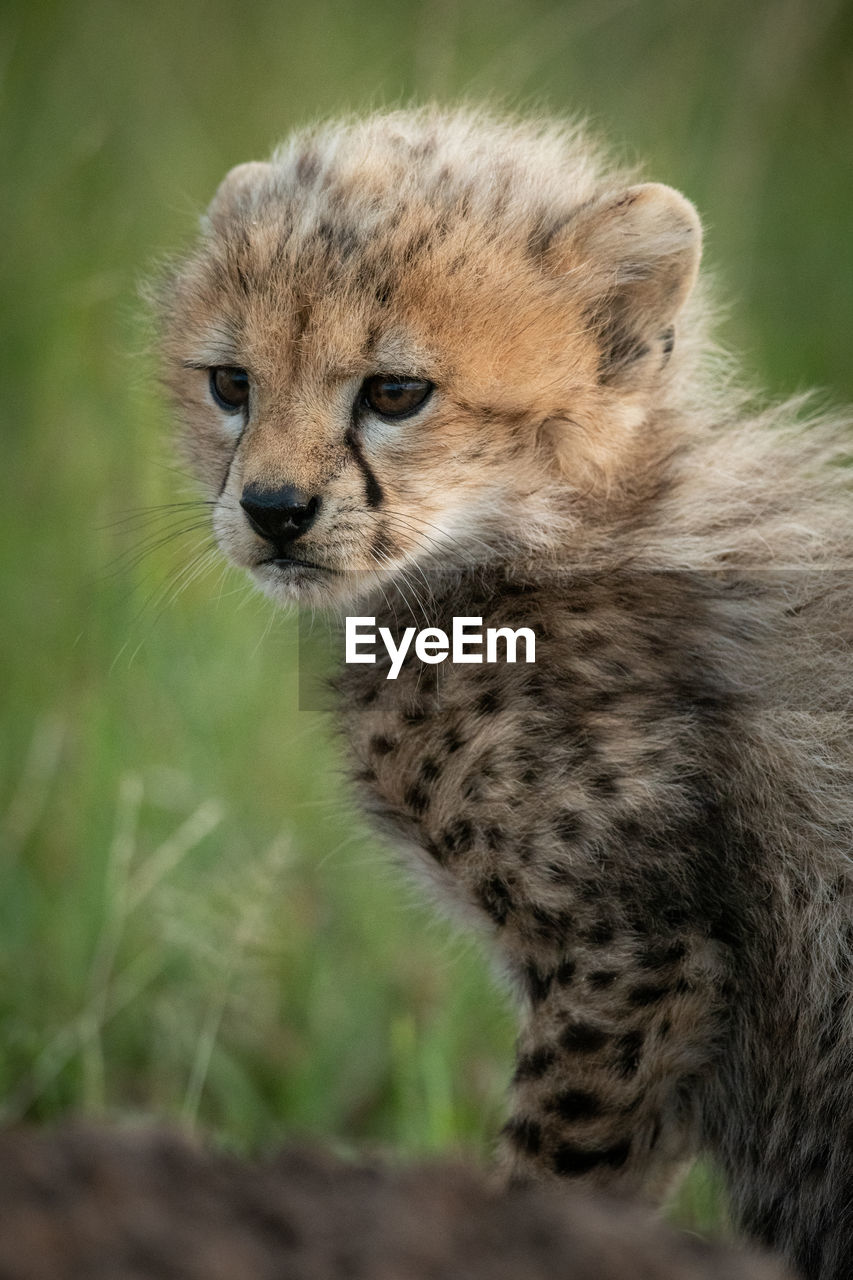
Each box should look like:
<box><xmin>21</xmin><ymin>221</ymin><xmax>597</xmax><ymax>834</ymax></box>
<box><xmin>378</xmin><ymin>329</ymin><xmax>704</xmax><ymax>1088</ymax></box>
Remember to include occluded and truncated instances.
<box><xmin>156</xmin><ymin>108</ymin><xmax>701</xmax><ymax>607</ymax></box>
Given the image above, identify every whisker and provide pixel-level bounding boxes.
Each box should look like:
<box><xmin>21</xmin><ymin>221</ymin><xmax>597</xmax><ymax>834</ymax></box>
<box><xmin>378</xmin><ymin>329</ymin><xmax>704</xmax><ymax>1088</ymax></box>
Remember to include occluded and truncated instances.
<box><xmin>387</xmin><ymin>534</ymin><xmax>437</xmax><ymax>605</ymax></box>
<box><xmin>164</xmin><ymin>546</ymin><xmax>222</xmax><ymax>612</ymax></box>
<box><xmin>368</xmin><ymin>546</ymin><xmax>433</xmax><ymax>639</ymax></box>
<box><xmin>98</xmin><ymin>500</ymin><xmax>217</xmax><ymax>532</ymax></box>
<box><xmin>142</xmin><ymin>539</ymin><xmax>220</xmax><ymax>624</ymax></box>
<box><xmin>379</xmin><ymin>514</ymin><xmax>465</xmax><ymax>560</ymax></box>
<box><xmin>365</xmin><ymin>550</ymin><xmax>404</xmax><ymax>636</ymax></box>
<box><xmin>101</xmin><ymin>520</ymin><xmax>214</xmax><ymax>579</ymax></box>
<box><xmin>382</xmin><ymin>508</ymin><xmax>497</xmax><ymax>563</ymax></box>
<box><xmin>109</xmin><ymin>535</ymin><xmax>219</xmax><ymax>671</ymax></box>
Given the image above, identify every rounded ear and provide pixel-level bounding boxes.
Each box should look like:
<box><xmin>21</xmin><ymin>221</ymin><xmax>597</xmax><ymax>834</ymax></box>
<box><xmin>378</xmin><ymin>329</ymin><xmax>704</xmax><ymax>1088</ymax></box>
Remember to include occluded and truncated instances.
<box><xmin>549</xmin><ymin>182</ymin><xmax>702</xmax><ymax>385</ymax></box>
<box><xmin>203</xmin><ymin>161</ymin><xmax>272</xmax><ymax>232</ymax></box>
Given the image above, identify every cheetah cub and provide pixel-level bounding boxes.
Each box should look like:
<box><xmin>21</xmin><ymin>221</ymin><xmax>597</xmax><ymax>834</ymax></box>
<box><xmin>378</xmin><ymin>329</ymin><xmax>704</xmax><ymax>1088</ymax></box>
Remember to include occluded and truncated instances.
<box><xmin>158</xmin><ymin>108</ymin><xmax>852</xmax><ymax>1279</ymax></box>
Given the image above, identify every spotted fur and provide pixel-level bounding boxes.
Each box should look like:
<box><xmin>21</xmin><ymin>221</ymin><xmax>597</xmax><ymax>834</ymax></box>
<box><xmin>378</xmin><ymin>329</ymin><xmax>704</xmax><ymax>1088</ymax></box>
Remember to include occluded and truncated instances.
<box><xmin>157</xmin><ymin>107</ymin><xmax>853</xmax><ymax>1279</ymax></box>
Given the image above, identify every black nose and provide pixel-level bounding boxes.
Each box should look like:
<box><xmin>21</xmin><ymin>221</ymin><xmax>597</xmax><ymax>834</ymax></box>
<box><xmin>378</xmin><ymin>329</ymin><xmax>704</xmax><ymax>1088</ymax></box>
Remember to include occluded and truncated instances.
<box><xmin>239</xmin><ymin>483</ymin><xmax>320</xmax><ymax>548</ymax></box>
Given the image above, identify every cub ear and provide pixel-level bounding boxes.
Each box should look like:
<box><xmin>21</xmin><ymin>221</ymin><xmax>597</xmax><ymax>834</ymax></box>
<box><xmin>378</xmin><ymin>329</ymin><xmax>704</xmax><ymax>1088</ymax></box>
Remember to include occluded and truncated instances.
<box><xmin>204</xmin><ymin>161</ymin><xmax>272</xmax><ymax>231</ymax></box>
<box><xmin>551</xmin><ymin>182</ymin><xmax>702</xmax><ymax>386</ymax></box>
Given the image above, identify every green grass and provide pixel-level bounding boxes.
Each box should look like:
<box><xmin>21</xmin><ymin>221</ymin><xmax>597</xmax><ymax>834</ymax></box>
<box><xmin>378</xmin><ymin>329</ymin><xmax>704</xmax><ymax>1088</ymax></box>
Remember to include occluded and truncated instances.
<box><xmin>1</xmin><ymin>0</ymin><xmax>851</xmax><ymax>1238</ymax></box>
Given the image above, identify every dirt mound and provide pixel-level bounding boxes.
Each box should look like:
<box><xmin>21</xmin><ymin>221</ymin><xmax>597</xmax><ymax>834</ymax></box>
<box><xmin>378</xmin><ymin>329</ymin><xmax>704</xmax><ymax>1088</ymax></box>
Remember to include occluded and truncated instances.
<box><xmin>0</xmin><ymin>1125</ymin><xmax>789</xmax><ymax>1278</ymax></box>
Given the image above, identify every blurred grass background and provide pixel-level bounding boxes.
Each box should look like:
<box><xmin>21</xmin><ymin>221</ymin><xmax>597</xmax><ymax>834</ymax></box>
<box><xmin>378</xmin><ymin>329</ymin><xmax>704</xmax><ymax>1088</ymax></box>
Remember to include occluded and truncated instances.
<box><xmin>1</xmin><ymin>0</ymin><xmax>851</xmax><ymax>1236</ymax></box>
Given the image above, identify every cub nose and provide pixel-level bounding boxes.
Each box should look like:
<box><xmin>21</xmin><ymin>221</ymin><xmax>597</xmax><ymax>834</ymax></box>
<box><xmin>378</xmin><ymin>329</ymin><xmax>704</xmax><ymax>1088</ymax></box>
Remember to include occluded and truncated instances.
<box><xmin>239</xmin><ymin>482</ymin><xmax>320</xmax><ymax>547</ymax></box>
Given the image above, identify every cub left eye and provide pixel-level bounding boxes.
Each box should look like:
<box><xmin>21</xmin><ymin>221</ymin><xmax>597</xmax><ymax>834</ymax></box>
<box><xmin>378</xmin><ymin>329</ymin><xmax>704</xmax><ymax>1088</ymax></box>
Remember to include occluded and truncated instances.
<box><xmin>360</xmin><ymin>376</ymin><xmax>433</xmax><ymax>420</ymax></box>
<box><xmin>209</xmin><ymin>366</ymin><xmax>250</xmax><ymax>413</ymax></box>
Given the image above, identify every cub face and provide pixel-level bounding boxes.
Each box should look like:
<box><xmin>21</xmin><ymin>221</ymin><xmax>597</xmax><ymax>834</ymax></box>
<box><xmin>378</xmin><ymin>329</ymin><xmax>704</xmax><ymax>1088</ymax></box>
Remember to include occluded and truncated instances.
<box><xmin>158</xmin><ymin>110</ymin><xmax>701</xmax><ymax>607</ymax></box>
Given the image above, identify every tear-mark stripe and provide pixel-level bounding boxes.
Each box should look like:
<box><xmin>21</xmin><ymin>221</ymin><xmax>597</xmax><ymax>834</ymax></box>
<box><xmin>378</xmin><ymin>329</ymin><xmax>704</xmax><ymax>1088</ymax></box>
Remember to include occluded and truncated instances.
<box><xmin>218</xmin><ymin>428</ymin><xmax>247</xmax><ymax>498</ymax></box>
<box><xmin>345</xmin><ymin>425</ymin><xmax>384</xmax><ymax>508</ymax></box>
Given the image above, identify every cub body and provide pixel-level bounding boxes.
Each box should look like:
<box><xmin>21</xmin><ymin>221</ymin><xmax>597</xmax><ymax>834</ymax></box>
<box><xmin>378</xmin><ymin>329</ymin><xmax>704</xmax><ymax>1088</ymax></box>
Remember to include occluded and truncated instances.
<box><xmin>158</xmin><ymin>109</ymin><xmax>853</xmax><ymax>1279</ymax></box>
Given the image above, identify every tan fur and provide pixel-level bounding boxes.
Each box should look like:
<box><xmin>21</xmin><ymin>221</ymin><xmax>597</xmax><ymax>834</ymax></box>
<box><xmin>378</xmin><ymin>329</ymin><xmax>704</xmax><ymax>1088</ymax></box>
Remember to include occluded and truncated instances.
<box><xmin>156</xmin><ymin>108</ymin><xmax>852</xmax><ymax>1280</ymax></box>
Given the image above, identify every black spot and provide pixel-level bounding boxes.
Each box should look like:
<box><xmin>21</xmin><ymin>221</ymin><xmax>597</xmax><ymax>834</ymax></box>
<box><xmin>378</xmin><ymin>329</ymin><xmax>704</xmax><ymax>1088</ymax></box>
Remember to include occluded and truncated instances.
<box><xmin>524</xmin><ymin>671</ymin><xmax>549</xmax><ymax>697</ymax></box>
<box><xmin>295</xmin><ymin>150</ymin><xmax>320</xmax><ymax>183</ymax></box>
<box><xmin>477</xmin><ymin>875</ymin><xmax>513</xmax><ymax>926</ymax></box>
<box><xmin>502</xmin><ymin>1116</ymin><xmax>542</xmax><ymax>1157</ymax></box>
<box><xmin>374</xmin><ymin>281</ymin><xmax>393</xmax><ymax>306</ymax></box>
<box><xmin>555</xmin><ymin>957</ymin><xmax>577</xmax><ymax>985</ymax></box>
<box><xmin>419</xmin><ymin>757</ymin><xmax>443</xmax><ymax>783</ymax></box>
<box><xmin>546</xmin><ymin>1089</ymin><xmax>603</xmax><ymax>1122</ymax></box>
<box><xmin>602</xmin><ymin>328</ymin><xmax>650</xmax><ymax>376</ymax></box>
<box><xmin>627</xmin><ymin>984</ymin><xmax>669</xmax><ymax>1007</ymax></box>
<box><xmin>526</xmin><ymin>211</ymin><xmax>573</xmax><ymax>258</ymax></box>
<box><xmin>588</xmin><ymin>970</ymin><xmax>618</xmax><ymax>989</ymax></box>
<box><xmin>411</xmin><ymin>135</ymin><xmax>437</xmax><ymax>159</ymax></box>
<box><xmin>528</xmin><ymin>905</ymin><xmax>574</xmax><ymax>940</ymax></box>
<box><xmin>353</xmin><ymin>684</ymin><xmax>379</xmax><ymax>707</ymax></box>
<box><xmin>405</xmin><ymin>228</ymin><xmax>432</xmax><ymax>258</ymax></box>
<box><xmin>661</xmin><ymin>326</ymin><xmax>675</xmax><ymax>359</ymax></box>
<box><xmin>708</xmin><ymin>913</ymin><xmax>742</xmax><ymax>951</ymax></box>
<box><xmin>315</xmin><ymin>221</ymin><xmax>362</xmax><ymax>266</ymax></box>
<box><xmin>560</xmin><ymin>1023</ymin><xmax>609</xmax><ymax>1054</ymax></box>
<box><xmin>614</xmin><ymin>1030</ymin><xmax>644</xmax><ymax>1078</ymax></box>
<box><xmin>575</xmin><ymin>628</ymin><xmax>607</xmax><ymax>654</ymax></box>
<box><xmin>554</xmin><ymin>811</ymin><xmax>584</xmax><ymax>843</ymax></box>
<box><xmin>587</xmin><ymin>689</ymin><xmax>621</xmax><ymax>711</ymax></box>
<box><xmin>483</xmin><ymin>824</ymin><xmax>505</xmax><ymax>851</ymax></box>
<box><xmin>586</xmin><ymin>920</ymin><xmax>615</xmax><ymax>947</ymax></box>
<box><xmin>404</xmin><ymin>783</ymin><xmax>429</xmax><ymax>816</ymax></box>
<box><xmin>577</xmin><ymin>879</ymin><xmax>600</xmax><ymax>903</ymax></box>
<box><xmin>514</xmin><ymin>744</ymin><xmax>541</xmax><ymax>771</ymax></box>
<box><xmin>476</xmin><ymin>688</ymin><xmax>503</xmax><ymax>715</ymax></box>
<box><xmin>423</xmin><ymin>838</ymin><xmax>446</xmax><ymax>865</ymax></box>
<box><xmin>461</xmin><ymin>772</ymin><xmax>483</xmax><ymax>803</ymax></box>
<box><xmin>370</xmin><ymin>735</ymin><xmax>395</xmax><ymax>756</ymax></box>
<box><xmin>521</xmin><ymin>767</ymin><xmax>538</xmax><ymax>785</ymax></box>
<box><xmin>441</xmin><ymin>819</ymin><xmax>474</xmax><ymax>857</ymax></box>
<box><xmin>590</xmin><ymin>772</ymin><xmax>618</xmax><ymax>796</ymax></box>
<box><xmin>518</xmin><ymin>837</ymin><xmax>536</xmax><ymax>864</ymax></box>
<box><xmin>513</xmin><ymin>1046</ymin><xmax>557</xmax><ymax>1083</ymax></box>
<box><xmin>552</xmin><ymin>1139</ymin><xmax>630</xmax><ymax>1176</ymax></box>
<box><xmin>444</xmin><ymin>727</ymin><xmax>466</xmax><ymax>753</ymax></box>
<box><xmin>523</xmin><ymin>963</ymin><xmax>554</xmax><ymax>1006</ymax></box>
<box><xmin>638</xmin><ymin>940</ymin><xmax>686</xmax><ymax>970</ymax></box>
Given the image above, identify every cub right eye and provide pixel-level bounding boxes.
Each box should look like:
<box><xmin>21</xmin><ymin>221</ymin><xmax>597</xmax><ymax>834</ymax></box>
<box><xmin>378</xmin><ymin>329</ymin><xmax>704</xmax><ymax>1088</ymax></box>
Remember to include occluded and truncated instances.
<box><xmin>210</xmin><ymin>366</ymin><xmax>250</xmax><ymax>412</ymax></box>
<box><xmin>360</xmin><ymin>376</ymin><xmax>433</xmax><ymax>420</ymax></box>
